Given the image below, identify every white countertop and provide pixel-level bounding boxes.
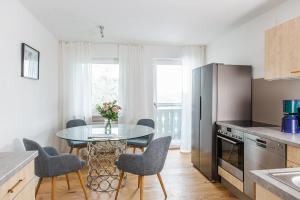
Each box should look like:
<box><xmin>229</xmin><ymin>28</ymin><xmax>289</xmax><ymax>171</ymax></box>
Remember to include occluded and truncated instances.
<box><xmin>0</xmin><ymin>151</ymin><xmax>37</xmax><ymax>186</ymax></box>
<box><xmin>217</xmin><ymin>121</ymin><xmax>300</xmax><ymax>147</ymax></box>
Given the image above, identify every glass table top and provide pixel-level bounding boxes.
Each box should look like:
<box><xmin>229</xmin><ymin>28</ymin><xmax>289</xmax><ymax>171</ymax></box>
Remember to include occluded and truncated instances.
<box><xmin>56</xmin><ymin>124</ymin><xmax>154</xmax><ymax>142</ymax></box>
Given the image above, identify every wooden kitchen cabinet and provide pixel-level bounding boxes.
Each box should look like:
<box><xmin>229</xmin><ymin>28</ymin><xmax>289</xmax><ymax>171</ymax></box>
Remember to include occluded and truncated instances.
<box><xmin>287</xmin><ymin>160</ymin><xmax>300</xmax><ymax>168</ymax></box>
<box><xmin>0</xmin><ymin>160</ymin><xmax>35</xmax><ymax>200</ymax></box>
<box><xmin>255</xmin><ymin>184</ymin><xmax>282</xmax><ymax>200</ymax></box>
<box><xmin>13</xmin><ymin>179</ymin><xmax>35</xmax><ymax>200</ymax></box>
<box><xmin>265</xmin><ymin>16</ymin><xmax>300</xmax><ymax>80</ymax></box>
<box><xmin>287</xmin><ymin>145</ymin><xmax>300</xmax><ymax>167</ymax></box>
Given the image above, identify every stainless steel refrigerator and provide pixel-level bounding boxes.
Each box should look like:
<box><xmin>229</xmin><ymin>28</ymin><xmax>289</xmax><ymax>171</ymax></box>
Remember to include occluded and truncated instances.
<box><xmin>191</xmin><ymin>63</ymin><xmax>252</xmax><ymax>181</ymax></box>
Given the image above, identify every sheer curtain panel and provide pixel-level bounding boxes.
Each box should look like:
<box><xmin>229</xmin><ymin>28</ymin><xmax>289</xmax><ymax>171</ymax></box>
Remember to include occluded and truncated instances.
<box><xmin>180</xmin><ymin>46</ymin><xmax>206</xmax><ymax>153</ymax></box>
<box><xmin>118</xmin><ymin>45</ymin><xmax>151</xmax><ymax>124</ymax></box>
<box><xmin>60</xmin><ymin>42</ymin><xmax>93</xmax><ymax>125</ymax></box>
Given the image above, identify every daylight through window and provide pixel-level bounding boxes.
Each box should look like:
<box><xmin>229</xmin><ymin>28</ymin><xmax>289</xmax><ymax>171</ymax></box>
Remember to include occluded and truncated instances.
<box><xmin>91</xmin><ymin>62</ymin><xmax>119</xmax><ymax>116</ymax></box>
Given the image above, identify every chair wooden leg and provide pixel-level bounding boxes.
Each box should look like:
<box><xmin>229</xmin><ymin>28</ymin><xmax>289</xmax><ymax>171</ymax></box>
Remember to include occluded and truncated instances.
<box><xmin>76</xmin><ymin>148</ymin><xmax>80</xmax><ymax>156</ymax></box>
<box><xmin>115</xmin><ymin>171</ymin><xmax>124</xmax><ymax>200</ymax></box>
<box><xmin>76</xmin><ymin>171</ymin><xmax>88</xmax><ymax>200</ymax></box>
<box><xmin>35</xmin><ymin>177</ymin><xmax>43</xmax><ymax>197</ymax></box>
<box><xmin>65</xmin><ymin>174</ymin><xmax>70</xmax><ymax>190</ymax></box>
<box><xmin>157</xmin><ymin>173</ymin><xmax>167</xmax><ymax>198</ymax></box>
<box><xmin>69</xmin><ymin>147</ymin><xmax>73</xmax><ymax>154</ymax></box>
<box><xmin>138</xmin><ymin>175</ymin><xmax>141</xmax><ymax>188</ymax></box>
<box><xmin>51</xmin><ymin>177</ymin><xmax>56</xmax><ymax>200</ymax></box>
<box><xmin>140</xmin><ymin>176</ymin><xmax>144</xmax><ymax>200</ymax></box>
<box><xmin>133</xmin><ymin>147</ymin><xmax>136</xmax><ymax>154</ymax></box>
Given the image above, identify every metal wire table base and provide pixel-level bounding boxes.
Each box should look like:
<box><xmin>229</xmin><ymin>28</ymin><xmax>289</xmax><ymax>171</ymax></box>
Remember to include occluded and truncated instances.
<box><xmin>87</xmin><ymin>140</ymin><xmax>127</xmax><ymax>192</ymax></box>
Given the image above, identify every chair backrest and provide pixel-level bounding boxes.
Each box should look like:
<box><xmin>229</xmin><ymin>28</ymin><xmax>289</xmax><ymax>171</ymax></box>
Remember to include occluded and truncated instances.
<box><xmin>23</xmin><ymin>138</ymin><xmax>50</xmax><ymax>177</ymax></box>
<box><xmin>142</xmin><ymin>136</ymin><xmax>171</xmax><ymax>175</ymax></box>
<box><xmin>137</xmin><ymin>119</ymin><xmax>155</xmax><ymax>144</ymax></box>
<box><xmin>66</xmin><ymin>119</ymin><xmax>87</xmax><ymax>128</ymax></box>
<box><xmin>66</xmin><ymin>119</ymin><xmax>87</xmax><ymax>146</ymax></box>
<box><xmin>147</xmin><ymin>133</ymin><xmax>155</xmax><ymax>144</ymax></box>
<box><xmin>137</xmin><ymin>119</ymin><xmax>155</xmax><ymax>129</ymax></box>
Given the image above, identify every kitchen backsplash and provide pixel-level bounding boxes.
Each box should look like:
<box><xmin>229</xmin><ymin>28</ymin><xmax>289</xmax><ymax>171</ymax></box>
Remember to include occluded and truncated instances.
<box><xmin>252</xmin><ymin>78</ymin><xmax>300</xmax><ymax>126</ymax></box>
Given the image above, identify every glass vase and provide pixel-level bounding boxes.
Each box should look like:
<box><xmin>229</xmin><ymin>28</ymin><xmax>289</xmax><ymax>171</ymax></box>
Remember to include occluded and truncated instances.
<box><xmin>105</xmin><ymin>119</ymin><xmax>112</xmax><ymax>134</ymax></box>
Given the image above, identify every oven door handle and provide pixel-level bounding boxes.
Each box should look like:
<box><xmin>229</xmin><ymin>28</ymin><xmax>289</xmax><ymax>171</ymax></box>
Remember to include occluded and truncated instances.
<box><xmin>217</xmin><ymin>135</ymin><xmax>238</xmax><ymax>145</ymax></box>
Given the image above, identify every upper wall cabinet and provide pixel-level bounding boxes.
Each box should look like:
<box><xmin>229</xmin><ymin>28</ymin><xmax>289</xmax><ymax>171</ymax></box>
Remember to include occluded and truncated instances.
<box><xmin>265</xmin><ymin>16</ymin><xmax>300</xmax><ymax>80</ymax></box>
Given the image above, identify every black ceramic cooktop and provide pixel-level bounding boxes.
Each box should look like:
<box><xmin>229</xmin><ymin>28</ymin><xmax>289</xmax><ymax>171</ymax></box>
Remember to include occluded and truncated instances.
<box><xmin>219</xmin><ymin>120</ymin><xmax>277</xmax><ymax>128</ymax></box>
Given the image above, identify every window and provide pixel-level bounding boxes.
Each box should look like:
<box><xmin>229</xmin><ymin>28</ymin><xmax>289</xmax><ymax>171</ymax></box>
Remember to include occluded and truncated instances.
<box><xmin>154</xmin><ymin>59</ymin><xmax>183</xmax><ymax>146</ymax></box>
<box><xmin>91</xmin><ymin>60</ymin><xmax>119</xmax><ymax>116</ymax></box>
<box><xmin>156</xmin><ymin>64</ymin><xmax>183</xmax><ymax>104</ymax></box>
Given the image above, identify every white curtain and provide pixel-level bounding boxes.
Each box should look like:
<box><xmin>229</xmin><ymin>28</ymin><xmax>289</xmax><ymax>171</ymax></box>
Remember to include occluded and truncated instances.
<box><xmin>60</xmin><ymin>42</ymin><xmax>93</xmax><ymax>125</ymax></box>
<box><xmin>180</xmin><ymin>46</ymin><xmax>206</xmax><ymax>153</ymax></box>
<box><xmin>118</xmin><ymin>45</ymin><xmax>151</xmax><ymax>124</ymax></box>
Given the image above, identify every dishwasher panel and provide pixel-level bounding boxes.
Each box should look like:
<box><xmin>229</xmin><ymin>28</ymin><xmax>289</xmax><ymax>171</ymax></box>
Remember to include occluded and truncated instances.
<box><xmin>244</xmin><ymin>133</ymin><xmax>286</xmax><ymax>199</ymax></box>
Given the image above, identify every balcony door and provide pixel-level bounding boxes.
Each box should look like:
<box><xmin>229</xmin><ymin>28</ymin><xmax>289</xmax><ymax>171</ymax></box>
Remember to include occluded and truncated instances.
<box><xmin>154</xmin><ymin>60</ymin><xmax>183</xmax><ymax>146</ymax></box>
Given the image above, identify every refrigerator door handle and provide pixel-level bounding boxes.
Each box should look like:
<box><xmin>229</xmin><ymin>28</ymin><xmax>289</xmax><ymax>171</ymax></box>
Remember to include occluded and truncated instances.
<box><xmin>200</xmin><ymin>96</ymin><xmax>202</xmax><ymax>120</ymax></box>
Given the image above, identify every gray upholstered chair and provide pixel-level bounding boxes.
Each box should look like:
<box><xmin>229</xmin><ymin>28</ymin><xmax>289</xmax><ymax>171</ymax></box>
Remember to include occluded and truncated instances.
<box><xmin>66</xmin><ymin>119</ymin><xmax>88</xmax><ymax>155</ymax></box>
<box><xmin>115</xmin><ymin>136</ymin><xmax>172</xmax><ymax>200</ymax></box>
<box><xmin>127</xmin><ymin>119</ymin><xmax>155</xmax><ymax>153</ymax></box>
<box><xmin>23</xmin><ymin>138</ymin><xmax>88</xmax><ymax>200</ymax></box>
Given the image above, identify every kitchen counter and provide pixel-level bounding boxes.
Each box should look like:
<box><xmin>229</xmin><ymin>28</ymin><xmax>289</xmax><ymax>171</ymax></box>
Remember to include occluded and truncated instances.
<box><xmin>0</xmin><ymin>151</ymin><xmax>37</xmax><ymax>186</ymax></box>
<box><xmin>251</xmin><ymin>167</ymin><xmax>300</xmax><ymax>200</ymax></box>
<box><xmin>217</xmin><ymin>121</ymin><xmax>300</xmax><ymax>148</ymax></box>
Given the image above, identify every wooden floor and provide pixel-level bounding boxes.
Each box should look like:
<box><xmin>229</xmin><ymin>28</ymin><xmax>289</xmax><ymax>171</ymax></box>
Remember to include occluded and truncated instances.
<box><xmin>36</xmin><ymin>150</ymin><xmax>237</xmax><ymax>200</ymax></box>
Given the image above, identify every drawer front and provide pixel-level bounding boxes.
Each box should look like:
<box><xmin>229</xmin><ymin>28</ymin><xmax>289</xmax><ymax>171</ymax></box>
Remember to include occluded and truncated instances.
<box><xmin>218</xmin><ymin>166</ymin><xmax>243</xmax><ymax>192</ymax></box>
<box><xmin>14</xmin><ymin>179</ymin><xmax>35</xmax><ymax>200</ymax></box>
<box><xmin>0</xmin><ymin>160</ymin><xmax>34</xmax><ymax>200</ymax></box>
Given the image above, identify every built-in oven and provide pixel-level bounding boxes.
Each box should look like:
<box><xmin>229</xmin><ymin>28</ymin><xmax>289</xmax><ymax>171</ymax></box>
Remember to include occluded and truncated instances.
<box><xmin>217</xmin><ymin>126</ymin><xmax>244</xmax><ymax>181</ymax></box>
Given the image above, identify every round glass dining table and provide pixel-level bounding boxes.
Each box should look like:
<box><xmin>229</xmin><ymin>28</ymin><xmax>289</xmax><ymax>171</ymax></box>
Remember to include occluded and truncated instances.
<box><xmin>56</xmin><ymin>124</ymin><xmax>154</xmax><ymax>192</ymax></box>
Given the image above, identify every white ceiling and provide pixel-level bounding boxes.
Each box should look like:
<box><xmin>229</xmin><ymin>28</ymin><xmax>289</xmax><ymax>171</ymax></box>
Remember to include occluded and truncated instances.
<box><xmin>19</xmin><ymin>0</ymin><xmax>285</xmax><ymax>45</ymax></box>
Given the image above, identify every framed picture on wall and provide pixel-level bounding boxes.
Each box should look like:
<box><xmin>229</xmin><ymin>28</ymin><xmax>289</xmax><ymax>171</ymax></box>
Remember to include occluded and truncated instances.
<box><xmin>21</xmin><ymin>43</ymin><xmax>40</xmax><ymax>80</ymax></box>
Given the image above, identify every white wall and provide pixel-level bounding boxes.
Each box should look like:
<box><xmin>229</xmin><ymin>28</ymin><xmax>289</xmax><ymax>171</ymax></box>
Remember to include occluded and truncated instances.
<box><xmin>207</xmin><ymin>0</ymin><xmax>300</xmax><ymax>79</ymax></box>
<box><xmin>0</xmin><ymin>0</ymin><xmax>60</xmax><ymax>151</ymax></box>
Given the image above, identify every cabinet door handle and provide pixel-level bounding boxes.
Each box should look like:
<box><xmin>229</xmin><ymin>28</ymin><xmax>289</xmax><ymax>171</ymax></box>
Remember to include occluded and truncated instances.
<box><xmin>8</xmin><ymin>179</ymin><xmax>24</xmax><ymax>193</ymax></box>
<box><xmin>291</xmin><ymin>70</ymin><xmax>300</xmax><ymax>74</ymax></box>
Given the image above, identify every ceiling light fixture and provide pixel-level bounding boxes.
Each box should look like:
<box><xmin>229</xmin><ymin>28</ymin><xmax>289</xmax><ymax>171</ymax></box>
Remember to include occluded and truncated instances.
<box><xmin>98</xmin><ymin>25</ymin><xmax>104</xmax><ymax>38</ymax></box>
